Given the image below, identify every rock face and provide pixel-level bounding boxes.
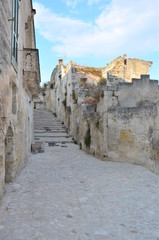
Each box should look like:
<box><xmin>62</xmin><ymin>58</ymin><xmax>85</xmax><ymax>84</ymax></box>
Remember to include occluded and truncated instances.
<box><xmin>0</xmin><ymin>0</ymin><xmax>40</xmax><ymax>201</ymax></box>
<box><xmin>44</xmin><ymin>59</ymin><xmax>159</xmax><ymax>174</ymax></box>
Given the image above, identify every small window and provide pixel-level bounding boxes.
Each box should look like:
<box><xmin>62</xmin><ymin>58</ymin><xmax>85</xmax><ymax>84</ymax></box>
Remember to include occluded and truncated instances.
<box><xmin>124</xmin><ymin>59</ymin><xmax>127</xmax><ymax>65</ymax></box>
<box><xmin>11</xmin><ymin>0</ymin><xmax>19</xmax><ymax>64</ymax></box>
<box><xmin>12</xmin><ymin>83</ymin><xmax>17</xmax><ymax>114</ymax></box>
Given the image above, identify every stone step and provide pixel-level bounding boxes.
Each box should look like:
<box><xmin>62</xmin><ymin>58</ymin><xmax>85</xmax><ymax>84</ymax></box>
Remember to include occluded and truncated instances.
<box><xmin>34</xmin><ymin>135</ymin><xmax>70</xmax><ymax>138</ymax></box>
<box><xmin>45</xmin><ymin>141</ymin><xmax>74</xmax><ymax>144</ymax></box>
<box><xmin>34</xmin><ymin>137</ymin><xmax>72</xmax><ymax>141</ymax></box>
<box><xmin>34</xmin><ymin>128</ymin><xmax>67</xmax><ymax>131</ymax></box>
<box><xmin>34</xmin><ymin>131</ymin><xmax>67</xmax><ymax>133</ymax></box>
<box><xmin>33</xmin><ymin>109</ymin><xmax>73</xmax><ymax>147</ymax></box>
<box><xmin>34</xmin><ymin>125</ymin><xmax>66</xmax><ymax>127</ymax></box>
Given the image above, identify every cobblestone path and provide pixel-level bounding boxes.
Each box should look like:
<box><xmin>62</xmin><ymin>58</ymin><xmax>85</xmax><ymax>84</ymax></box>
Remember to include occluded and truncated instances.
<box><xmin>0</xmin><ymin>109</ymin><xmax>159</xmax><ymax>240</ymax></box>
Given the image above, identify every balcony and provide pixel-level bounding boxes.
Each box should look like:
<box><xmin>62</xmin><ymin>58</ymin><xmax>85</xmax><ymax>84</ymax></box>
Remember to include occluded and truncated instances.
<box><xmin>23</xmin><ymin>48</ymin><xmax>41</xmax><ymax>98</ymax></box>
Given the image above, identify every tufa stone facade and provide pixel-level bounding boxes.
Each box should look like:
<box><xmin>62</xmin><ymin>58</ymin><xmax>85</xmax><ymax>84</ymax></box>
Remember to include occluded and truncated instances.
<box><xmin>44</xmin><ymin>58</ymin><xmax>159</xmax><ymax>174</ymax></box>
<box><xmin>0</xmin><ymin>0</ymin><xmax>40</xmax><ymax>201</ymax></box>
<box><xmin>102</xmin><ymin>54</ymin><xmax>152</xmax><ymax>83</ymax></box>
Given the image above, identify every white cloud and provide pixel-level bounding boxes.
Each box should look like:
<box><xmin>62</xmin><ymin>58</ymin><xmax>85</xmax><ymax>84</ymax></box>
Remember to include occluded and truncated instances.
<box><xmin>33</xmin><ymin>2</ymin><xmax>91</xmax><ymax>42</ymax></box>
<box><xmin>65</xmin><ymin>0</ymin><xmax>79</xmax><ymax>8</ymax></box>
<box><xmin>34</xmin><ymin>0</ymin><xmax>159</xmax><ymax>60</ymax></box>
<box><xmin>87</xmin><ymin>0</ymin><xmax>101</xmax><ymax>6</ymax></box>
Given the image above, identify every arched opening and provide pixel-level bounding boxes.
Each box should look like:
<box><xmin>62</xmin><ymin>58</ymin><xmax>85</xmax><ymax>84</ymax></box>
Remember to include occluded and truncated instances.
<box><xmin>124</xmin><ymin>59</ymin><xmax>127</xmax><ymax>65</ymax></box>
<box><xmin>5</xmin><ymin>126</ymin><xmax>15</xmax><ymax>183</ymax></box>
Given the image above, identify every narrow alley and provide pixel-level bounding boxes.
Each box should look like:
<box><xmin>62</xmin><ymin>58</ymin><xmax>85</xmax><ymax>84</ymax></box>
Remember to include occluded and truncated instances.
<box><xmin>0</xmin><ymin>110</ymin><xmax>159</xmax><ymax>240</ymax></box>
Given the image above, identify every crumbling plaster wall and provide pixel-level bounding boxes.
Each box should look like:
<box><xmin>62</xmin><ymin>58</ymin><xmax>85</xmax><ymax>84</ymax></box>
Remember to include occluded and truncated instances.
<box><xmin>107</xmin><ymin>106</ymin><xmax>156</xmax><ymax>163</ymax></box>
<box><xmin>99</xmin><ymin>76</ymin><xmax>159</xmax><ymax>171</ymax></box>
<box><xmin>0</xmin><ymin>0</ymin><xmax>40</xmax><ymax>201</ymax></box>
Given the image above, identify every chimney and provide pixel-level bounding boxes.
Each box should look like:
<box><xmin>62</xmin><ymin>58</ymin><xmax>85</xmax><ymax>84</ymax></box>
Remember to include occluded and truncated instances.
<box><xmin>58</xmin><ymin>59</ymin><xmax>63</xmax><ymax>66</ymax></box>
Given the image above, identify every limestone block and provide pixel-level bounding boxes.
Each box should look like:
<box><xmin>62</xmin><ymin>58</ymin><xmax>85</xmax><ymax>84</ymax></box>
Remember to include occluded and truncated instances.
<box><xmin>31</xmin><ymin>142</ymin><xmax>45</xmax><ymax>154</ymax></box>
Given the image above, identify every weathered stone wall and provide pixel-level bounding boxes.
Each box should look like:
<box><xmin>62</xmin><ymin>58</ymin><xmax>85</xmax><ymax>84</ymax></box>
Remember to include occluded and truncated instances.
<box><xmin>98</xmin><ymin>76</ymin><xmax>159</xmax><ymax>173</ymax></box>
<box><xmin>0</xmin><ymin>0</ymin><xmax>12</xmax><ymax>200</ymax></box>
<box><xmin>102</xmin><ymin>54</ymin><xmax>152</xmax><ymax>83</ymax></box>
<box><xmin>0</xmin><ymin>0</ymin><xmax>40</xmax><ymax>201</ymax></box>
<box><xmin>46</xmin><ymin>59</ymin><xmax>159</xmax><ymax>175</ymax></box>
<box><xmin>107</xmin><ymin>106</ymin><xmax>156</xmax><ymax>163</ymax></box>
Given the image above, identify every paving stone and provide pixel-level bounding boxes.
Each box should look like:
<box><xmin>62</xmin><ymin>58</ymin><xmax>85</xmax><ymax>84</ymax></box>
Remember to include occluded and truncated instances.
<box><xmin>94</xmin><ymin>230</ymin><xmax>109</xmax><ymax>240</ymax></box>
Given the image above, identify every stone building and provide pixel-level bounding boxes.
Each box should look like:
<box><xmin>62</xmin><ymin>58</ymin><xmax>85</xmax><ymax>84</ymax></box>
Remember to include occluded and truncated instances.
<box><xmin>45</xmin><ymin>57</ymin><xmax>159</xmax><ymax>174</ymax></box>
<box><xmin>0</xmin><ymin>0</ymin><xmax>40</xmax><ymax>201</ymax></box>
<box><xmin>102</xmin><ymin>54</ymin><xmax>152</xmax><ymax>83</ymax></box>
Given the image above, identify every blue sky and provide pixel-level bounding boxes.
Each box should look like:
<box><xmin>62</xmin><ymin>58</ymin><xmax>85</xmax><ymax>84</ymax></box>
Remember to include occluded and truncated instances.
<box><xmin>33</xmin><ymin>0</ymin><xmax>159</xmax><ymax>85</ymax></box>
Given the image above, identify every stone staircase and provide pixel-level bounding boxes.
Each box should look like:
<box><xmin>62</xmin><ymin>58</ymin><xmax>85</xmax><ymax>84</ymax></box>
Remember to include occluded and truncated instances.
<box><xmin>33</xmin><ymin>109</ymin><xmax>73</xmax><ymax>151</ymax></box>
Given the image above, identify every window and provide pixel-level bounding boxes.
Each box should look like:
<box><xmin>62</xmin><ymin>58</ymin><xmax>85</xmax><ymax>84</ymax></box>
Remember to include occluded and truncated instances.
<box><xmin>11</xmin><ymin>0</ymin><xmax>19</xmax><ymax>64</ymax></box>
<box><xmin>124</xmin><ymin>59</ymin><xmax>127</xmax><ymax>65</ymax></box>
<box><xmin>12</xmin><ymin>82</ymin><xmax>17</xmax><ymax>114</ymax></box>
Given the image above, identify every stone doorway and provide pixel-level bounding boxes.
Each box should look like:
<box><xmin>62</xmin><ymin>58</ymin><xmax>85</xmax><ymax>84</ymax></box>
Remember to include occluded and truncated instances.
<box><xmin>5</xmin><ymin>126</ymin><xmax>15</xmax><ymax>183</ymax></box>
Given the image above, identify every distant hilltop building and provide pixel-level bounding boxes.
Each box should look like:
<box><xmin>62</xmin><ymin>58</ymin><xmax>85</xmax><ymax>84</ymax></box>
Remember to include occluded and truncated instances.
<box><xmin>102</xmin><ymin>54</ymin><xmax>152</xmax><ymax>83</ymax></box>
<box><xmin>51</xmin><ymin>55</ymin><xmax>152</xmax><ymax>86</ymax></box>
